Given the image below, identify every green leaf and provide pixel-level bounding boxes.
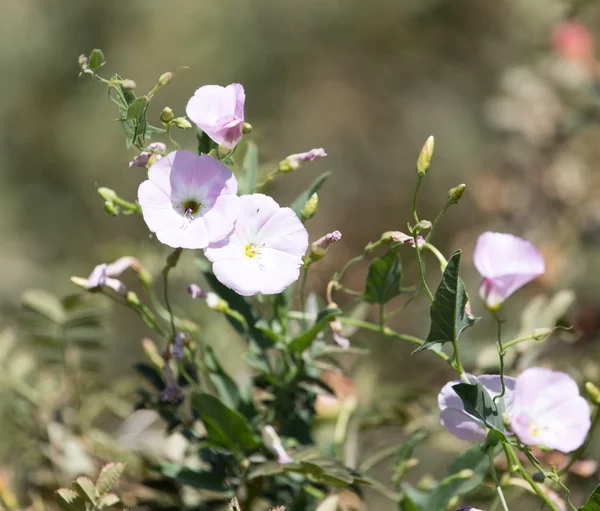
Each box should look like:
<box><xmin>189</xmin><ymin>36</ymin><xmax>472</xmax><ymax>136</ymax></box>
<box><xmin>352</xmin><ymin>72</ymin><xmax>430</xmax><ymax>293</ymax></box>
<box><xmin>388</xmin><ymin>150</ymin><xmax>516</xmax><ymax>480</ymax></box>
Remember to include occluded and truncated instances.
<box><xmin>415</xmin><ymin>250</ymin><xmax>478</xmax><ymax>353</ymax></box>
<box><xmin>96</xmin><ymin>462</ymin><xmax>126</xmax><ymax>496</ymax></box>
<box><xmin>452</xmin><ymin>382</ymin><xmax>503</xmax><ymax>432</ymax></box>
<box><xmin>290</xmin><ymin>171</ymin><xmax>331</xmax><ymax>218</ymax></box>
<box><xmin>241</xmin><ymin>141</ymin><xmax>258</xmax><ymax>195</ymax></box>
<box><xmin>580</xmin><ymin>485</ymin><xmax>600</xmax><ymax>511</ymax></box>
<box><xmin>88</xmin><ymin>49</ymin><xmax>105</xmax><ymax>71</ymax></box>
<box><xmin>363</xmin><ymin>245</ymin><xmax>403</xmax><ymax>304</ymax></box>
<box><xmin>196</xmin><ymin>128</ymin><xmax>216</xmax><ymax>155</ymax></box>
<box><xmin>204</xmin><ymin>346</ymin><xmax>241</xmax><ymax>410</ymax></box>
<box><xmin>428</xmin><ymin>444</ymin><xmax>490</xmax><ymax>511</ymax></box>
<box><xmin>126</xmin><ymin>97</ymin><xmax>148</xmax><ymax>122</ymax></box>
<box><xmin>22</xmin><ymin>289</ymin><xmax>65</xmax><ymax>323</ymax></box>
<box><xmin>56</xmin><ymin>489</ymin><xmax>86</xmax><ymax>511</ymax></box>
<box><xmin>288</xmin><ymin>308</ymin><xmax>342</xmax><ymax>354</ymax></box>
<box><xmin>73</xmin><ymin>476</ymin><xmax>97</xmax><ymax>504</ymax></box>
<box><xmin>157</xmin><ymin>464</ymin><xmax>228</xmax><ymax>492</ymax></box>
<box><xmin>97</xmin><ymin>493</ymin><xmax>120</xmax><ymax>508</ymax></box>
<box><xmin>192</xmin><ymin>393</ymin><xmax>259</xmax><ymax>452</ymax></box>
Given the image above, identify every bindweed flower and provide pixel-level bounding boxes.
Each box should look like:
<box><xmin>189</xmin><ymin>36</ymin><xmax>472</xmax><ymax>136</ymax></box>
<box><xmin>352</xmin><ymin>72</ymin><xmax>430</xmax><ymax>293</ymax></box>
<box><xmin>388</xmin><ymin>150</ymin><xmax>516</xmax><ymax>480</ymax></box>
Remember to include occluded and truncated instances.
<box><xmin>186</xmin><ymin>83</ymin><xmax>245</xmax><ymax>149</ymax></box>
<box><xmin>473</xmin><ymin>232</ymin><xmax>545</xmax><ymax>309</ymax></box>
<box><xmin>129</xmin><ymin>142</ymin><xmax>166</xmax><ymax>168</ymax></box>
<box><xmin>509</xmin><ymin>367</ymin><xmax>591</xmax><ymax>453</ymax></box>
<box><xmin>161</xmin><ymin>364</ymin><xmax>182</xmax><ymax>402</ymax></box>
<box><xmin>279</xmin><ymin>148</ymin><xmax>327</xmax><ymax>172</ymax></box>
<box><xmin>310</xmin><ymin>230</ymin><xmax>341</xmax><ymax>261</ymax></box>
<box><xmin>86</xmin><ymin>256</ymin><xmax>141</xmax><ymax>295</ymax></box>
<box><xmin>173</xmin><ymin>332</ymin><xmax>185</xmax><ymax>360</ymax></box>
<box><xmin>438</xmin><ymin>374</ymin><xmax>516</xmax><ymax>441</ymax></box>
<box><xmin>138</xmin><ymin>150</ymin><xmax>239</xmax><ymax>249</ymax></box>
<box><xmin>204</xmin><ymin>194</ymin><xmax>308</xmax><ymax>296</ymax></box>
<box><xmin>262</xmin><ymin>425</ymin><xmax>293</xmax><ymax>464</ymax></box>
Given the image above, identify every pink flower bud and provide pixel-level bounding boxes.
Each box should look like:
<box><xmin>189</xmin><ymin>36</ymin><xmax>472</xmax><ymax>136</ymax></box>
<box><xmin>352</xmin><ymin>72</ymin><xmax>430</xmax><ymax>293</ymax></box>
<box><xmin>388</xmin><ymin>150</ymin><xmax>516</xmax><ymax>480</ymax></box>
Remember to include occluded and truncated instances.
<box><xmin>282</xmin><ymin>148</ymin><xmax>327</xmax><ymax>171</ymax></box>
<box><xmin>310</xmin><ymin>231</ymin><xmax>341</xmax><ymax>261</ymax></box>
<box><xmin>129</xmin><ymin>142</ymin><xmax>167</xmax><ymax>168</ymax></box>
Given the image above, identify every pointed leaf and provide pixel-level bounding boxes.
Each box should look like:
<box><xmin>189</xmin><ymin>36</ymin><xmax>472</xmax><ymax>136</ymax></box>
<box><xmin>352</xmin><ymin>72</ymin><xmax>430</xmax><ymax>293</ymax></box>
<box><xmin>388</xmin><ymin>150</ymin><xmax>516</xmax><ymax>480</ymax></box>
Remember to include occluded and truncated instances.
<box><xmin>126</xmin><ymin>97</ymin><xmax>148</xmax><ymax>122</ymax></box>
<box><xmin>415</xmin><ymin>250</ymin><xmax>478</xmax><ymax>353</ymax></box>
<box><xmin>56</xmin><ymin>489</ymin><xmax>86</xmax><ymax>511</ymax></box>
<box><xmin>288</xmin><ymin>308</ymin><xmax>342</xmax><ymax>354</ymax></box>
<box><xmin>196</xmin><ymin>128</ymin><xmax>217</xmax><ymax>155</ymax></box>
<box><xmin>192</xmin><ymin>393</ymin><xmax>259</xmax><ymax>452</ymax></box>
<box><xmin>452</xmin><ymin>381</ymin><xmax>504</xmax><ymax>432</ymax></box>
<box><xmin>363</xmin><ymin>245</ymin><xmax>403</xmax><ymax>304</ymax></box>
<box><xmin>580</xmin><ymin>485</ymin><xmax>600</xmax><ymax>511</ymax></box>
<box><xmin>290</xmin><ymin>171</ymin><xmax>331</xmax><ymax>217</ymax></box>
<box><xmin>73</xmin><ymin>476</ymin><xmax>97</xmax><ymax>504</ymax></box>
<box><xmin>204</xmin><ymin>346</ymin><xmax>241</xmax><ymax>410</ymax></box>
<box><xmin>96</xmin><ymin>462</ymin><xmax>126</xmax><ymax>496</ymax></box>
<box><xmin>98</xmin><ymin>493</ymin><xmax>120</xmax><ymax>508</ymax></box>
<box><xmin>88</xmin><ymin>49</ymin><xmax>105</xmax><ymax>71</ymax></box>
<box><xmin>241</xmin><ymin>141</ymin><xmax>258</xmax><ymax>195</ymax></box>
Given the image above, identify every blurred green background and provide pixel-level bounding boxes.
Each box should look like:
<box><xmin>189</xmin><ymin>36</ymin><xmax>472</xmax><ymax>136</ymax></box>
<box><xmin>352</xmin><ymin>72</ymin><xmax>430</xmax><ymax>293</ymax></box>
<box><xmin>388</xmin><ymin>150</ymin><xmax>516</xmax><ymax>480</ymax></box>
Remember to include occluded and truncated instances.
<box><xmin>2</xmin><ymin>0</ymin><xmax>600</xmax><ymax>509</ymax></box>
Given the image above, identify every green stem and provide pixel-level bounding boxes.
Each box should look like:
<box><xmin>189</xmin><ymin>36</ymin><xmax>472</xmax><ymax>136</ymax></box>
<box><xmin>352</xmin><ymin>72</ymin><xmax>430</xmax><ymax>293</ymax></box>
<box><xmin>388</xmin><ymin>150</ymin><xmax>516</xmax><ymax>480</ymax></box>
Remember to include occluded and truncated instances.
<box><xmin>412</xmin><ymin>175</ymin><xmax>423</xmax><ymax>224</ymax></box>
<box><xmin>501</xmin><ymin>333</ymin><xmax>537</xmax><ymax>353</ymax></box>
<box><xmin>560</xmin><ymin>403</ymin><xmax>600</xmax><ymax>475</ymax></box>
<box><xmin>423</xmin><ymin>242</ymin><xmax>448</xmax><ymax>272</ymax></box>
<box><xmin>425</xmin><ymin>201</ymin><xmax>451</xmax><ymax>243</ymax></box>
<box><xmin>491</xmin><ymin>309</ymin><xmax>507</xmax><ymax>402</ymax></box>
<box><xmin>414</xmin><ymin>238</ymin><xmax>434</xmax><ymax>302</ymax></box>
<box><xmin>111</xmin><ymin>194</ymin><xmax>141</xmax><ymax>213</ymax></box>
<box><xmin>452</xmin><ymin>339</ymin><xmax>469</xmax><ymax>383</ymax></box>
<box><xmin>379</xmin><ymin>303</ymin><xmax>385</xmax><ymax>331</ymax></box>
<box><xmin>162</xmin><ymin>248</ymin><xmax>183</xmax><ymax>340</ymax></box>
<box><xmin>337</xmin><ymin>316</ymin><xmax>451</xmax><ymax>364</ymax></box>
<box><xmin>165</xmin><ymin>123</ymin><xmax>180</xmax><ymax>150</ymax></box>
<box><xmin>504</xmin><ymin>443</ymin><xmax>559</xmax><ymax>511</ymax></box>
<box><xmin>489</xmin><ymin>452</ymin><xmax>511</xmax><ymax>511</ymax></box>
<box><xmin>299</xmin><ymin>262</ymin><xmax>311</xmax><ymax>328</ymax></box>
<box><xmin>256</xmin><ymin>168</ymin><xmax>280</xmax><ymax>190</ymax></box>
<box><xmin>385</xmin><ymin>291</ymin><xmax>418</xmax><ymax>320</ymax></box>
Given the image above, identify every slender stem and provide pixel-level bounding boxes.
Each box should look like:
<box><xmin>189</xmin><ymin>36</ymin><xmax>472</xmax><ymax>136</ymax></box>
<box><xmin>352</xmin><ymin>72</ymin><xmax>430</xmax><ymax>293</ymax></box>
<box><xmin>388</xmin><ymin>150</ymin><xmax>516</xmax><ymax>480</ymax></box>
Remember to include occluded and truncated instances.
<box><xmin>560</xmin><ymin>403</ymin><xmax>600</xmax><ymax>475</ymax></box>
<box><xmin>162</xmin><ymin>248</ymin><xmax>183</xmax><ymax>340</ymax></box>
<box><xmin>336</xmin><ymin>255</ymin><xmax>366</xmax><ymax>284</ymax></box>
<box><xmin>489</xmin><ymin>452</ymin><xmax>511</xmax><ymax>511</ymax></box>
<box><xmin>414</xmin><ymin>239</ymin><xmax>434</xmax><ymax>302</ymax></box>
<box><xmin>412</xmin><ymin>175</ymin><xmax>423</xmax><ymax>224</ymax></box>
<box><xmin>425</xmin><ymin>201</ymin><xmax>451</xmax><ymax>243</ymax></box>
<box><xmin>256</xmin><ymin>168</ymin><xmax>280</xmax><ymax>190</ymax></box>
<box><xmin>165</xmin><ymin>123</ymin><xmax>180</xmax><ymax>150</ymax></box>
<box><xmin>385</xmin><ymin>291</ymin><xmax>418</xmax><ymax>320</ymax></box>
<box><xmin>501</xmin><ymin>333</ymin><xmax>537</xmax><ymax>353</ymax></box>
<box><xmin>504</xmin><ymin>443</ymin><xmax>559</xmax><ymax>511</ymax></box>
<box><xmin>299</xmin><ymin>262</ymin><xmax>311</xmax><ymax>328</ymax></box>
<box><xmin>338</xmin><ymin>316</ymin><xmax>451</xmax><ymax>364</ymax></box>
<box><xmin>423</xmin><ymin>242</ymin><xmax>448</xmax><ymax>272</ymax></box>
<box><xmin>491</xmin><ymin>309</ymin><xmax>506</xmax><ymax>402</ymax></box>
<box><xmin>379</xmin><ymin>303</ymin><xmax>385</xmax><ymax>331</ymax></box>
<box><xmin>452</xmin><ymin>339</ymin><xmax>469</xmax><ymax>383</ymax></box>
<box><xmin>359</xmin><ymin>444</ymin><xmax>403</xmax><ymax>472</ymax></box>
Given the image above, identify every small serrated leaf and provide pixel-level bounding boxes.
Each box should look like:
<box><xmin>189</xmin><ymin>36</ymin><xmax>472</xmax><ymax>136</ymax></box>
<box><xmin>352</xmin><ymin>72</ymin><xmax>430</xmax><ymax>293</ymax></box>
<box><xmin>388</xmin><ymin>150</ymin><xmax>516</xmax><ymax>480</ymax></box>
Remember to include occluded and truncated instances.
<box><xmin>98</xmin><ymin>493</ymin><xmax>120</xmax><ymax>508</ymax></box>
<box><xmin>56</xmin><ymin>489</ymin><xmax>86</xmax><ymax>511</ymax></box>
<box><xmin>73</xmin><ymin>476</ymin><xmax>97</xmax><ymax>504</ymax></box>
<box><xmin>96</xmin><ymin>462</ymin><xmax>126</xmax><ymax>496</ymax></box>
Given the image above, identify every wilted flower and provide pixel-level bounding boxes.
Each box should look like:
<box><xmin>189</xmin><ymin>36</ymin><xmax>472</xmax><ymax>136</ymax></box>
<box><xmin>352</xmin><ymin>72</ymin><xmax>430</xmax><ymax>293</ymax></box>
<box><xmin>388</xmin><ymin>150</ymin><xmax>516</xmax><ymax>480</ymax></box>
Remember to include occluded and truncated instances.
<box><xmin>161</xmin><ymin>364</ymin><xmax>182</xmax><ymax>402</ymax></box>
<box><xmin>86</xmin><ymin>256</ymin><xmax>141</xmax><ymax>295</ymax></box>
<box><xmin>173</xmin><ymin>332</ymin><xmax>185</xmax><ymax>360</ymax></box>
<box><xmin>262</xmin><ymin>425</ymin><xmax>293</xmax><ymax>463</ymax></box>
<box><xmin>204</xmin><ymin>194</ymin><xmax>308</xmax><ymax>296</ymax></box>
<box><xmin>187</xmin><ymin>283</ymin><xmax>207</xmax><ymax>300</ymax></box>
<box><xmin>510</xmin><ymin>367</ymin><xmax>590</xmax><ymax>453</ymax></box>
<box><xmin>310</xmin><ymin>230</ymin><xmax>341</xmax><ymax>260</ymax></box>
<box><xmin>329</xmin><ymin>317</ymin><xmax>350</xmax><ymax>349</ymax></box>
<box><xmin>129</xmin><ymin>142</ymin><xmax>167</xmax><ymax>168</ymax></box>
<box><xmin>187</xmin><ymin>283</ymin><xmax>223</xmax><ymax>310</ymax></box>
<box><xmin>280</xmin><ymin>148</ymin><xmax>327</xmax><ymax>171</ymax></box>
<box><xmin>473</xmin><ymin>232</ymin><xmax>545</xmax><ymax>309</ymax></box>
<box><xmin>186</xmin><ymin>83</ymin><xmax>245</xmax><ymax>149</ymax></box>
<box><xmin>438</xmin><ymin>374</ymin><xmax>516</xmax><ymax>441</ymax></box>
<box><xmin>382</xmin><ymin>231</ymin><xmax>424</xmax><ymax>247</ymax></box>
<box><xmin>138</xmin><ymin>150</ymin><xmax>239</xmax><ymax>249</ymax></box>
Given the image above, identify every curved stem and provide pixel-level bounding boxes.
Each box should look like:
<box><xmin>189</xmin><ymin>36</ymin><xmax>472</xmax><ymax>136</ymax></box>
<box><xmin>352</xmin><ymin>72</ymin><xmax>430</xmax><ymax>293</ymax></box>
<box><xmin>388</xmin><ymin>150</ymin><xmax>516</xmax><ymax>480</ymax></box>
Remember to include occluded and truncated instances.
<box><xmin>414</xmin><ymin>239</ymin><xmax>434</xmax><ymax>302</ymax></box>
<box><xmin>452</xmin><ymin>339</ymin><xmax>469</xmax><ymax>383</ymax></box>
<box><xmin>425</xmin><ymin>201</ymin><xmax>451</xmax><ymax>243</ymax></box>
<box><xmin>491</xmin><ymin>309</ymin><xmax>507</xmax><ymax>402</ymax></box>
<box><xmin>489</xmin><ymin>452</ymin><xmax>511</xmax><ymax>511</ymax></box>
<box><xmin>423</xmin><ymin>242</ymin><xmax>448</xmax><ymax>272</ymax></box>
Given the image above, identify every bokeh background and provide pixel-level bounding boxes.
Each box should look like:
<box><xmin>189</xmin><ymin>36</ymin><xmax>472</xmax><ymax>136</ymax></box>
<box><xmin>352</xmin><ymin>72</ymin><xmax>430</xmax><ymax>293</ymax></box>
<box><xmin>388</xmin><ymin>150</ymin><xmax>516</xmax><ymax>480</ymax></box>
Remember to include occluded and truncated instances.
<box><xmin>2</xmin><ymin>0</ymin><xmax>600</xmax><ymax>509</ymax></box>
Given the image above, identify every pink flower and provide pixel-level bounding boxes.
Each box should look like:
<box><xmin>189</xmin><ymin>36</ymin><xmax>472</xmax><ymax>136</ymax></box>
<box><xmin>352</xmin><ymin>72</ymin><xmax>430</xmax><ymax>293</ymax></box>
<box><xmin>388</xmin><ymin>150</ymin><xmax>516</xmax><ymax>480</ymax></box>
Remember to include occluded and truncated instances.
<box><xmin>551</xmin><ymin>21</ymin><xmax>595</xmax><ymax>62</ymax></box>
<box><xmin>186</xmin><ymin>84</ymin><xmax>245</xmax><ymax>149</ymax></box>
<box><xmin>509</xmin><ymin>367</ymin><xmax>590</xmax><ymax>453</ymax></box>
<box><xmin>473</xmin><ymin>232</ymin><xmax>545</xmax><ymax>309</ymax></box>
<box><xmin>282</xmin><ymin>148</ymin><xmax>327</xmax><ymax>170</ymax></box>
<box><xmin>438</xmin><ymin>374</ymin><xmax>516</xmax><ymax>441</ymax></box>
<box><xmin>129</xmin><ymin>142</ymin><xmax>167</xmax><ymax>168</ymax></box>
<box><xmin>138</xmin><ymin>150</ymin><xmax>239</xmax><ymax>249</ymax></box>
<box><xmin>204</xmin><ymin>194</ymin><xmax>308</xmax><ymax>296</ymax></box>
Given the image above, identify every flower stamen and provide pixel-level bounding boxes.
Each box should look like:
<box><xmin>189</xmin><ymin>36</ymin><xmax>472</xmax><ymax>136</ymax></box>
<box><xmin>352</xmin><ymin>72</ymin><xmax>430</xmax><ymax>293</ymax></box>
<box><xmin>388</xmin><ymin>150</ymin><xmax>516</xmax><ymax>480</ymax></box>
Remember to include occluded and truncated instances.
<box><xmin>245</xmin><ymin>242</ymin><xmax>262</xmax><ymax>259</ymax></box>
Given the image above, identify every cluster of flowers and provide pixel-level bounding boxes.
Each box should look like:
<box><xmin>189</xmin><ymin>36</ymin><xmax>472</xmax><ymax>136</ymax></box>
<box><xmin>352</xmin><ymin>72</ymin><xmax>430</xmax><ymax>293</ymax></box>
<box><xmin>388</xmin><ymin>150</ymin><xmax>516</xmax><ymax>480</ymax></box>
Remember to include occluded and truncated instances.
<box><xmin>133</xmin><ymin>83</ymin><xmax>329</xmax><ymax>296</ymax></box>
<box><xmin>441</xmin><ymin>232</ymin><xmax>591</xmax><ymax>454</ymax></box>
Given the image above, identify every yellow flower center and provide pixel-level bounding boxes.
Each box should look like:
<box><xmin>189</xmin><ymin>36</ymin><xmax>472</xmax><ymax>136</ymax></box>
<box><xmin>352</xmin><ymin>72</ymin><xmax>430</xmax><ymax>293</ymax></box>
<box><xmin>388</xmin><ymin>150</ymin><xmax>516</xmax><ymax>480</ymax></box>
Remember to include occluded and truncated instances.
<box><xmin>245</xmin><ymin>243</ymin><xmax>262</xmax><ymax>259</ymax></box>
<box><xmin>529</xmin><ymin>422</ymin><xmax>541</xmax><ymax>437</ymax></box>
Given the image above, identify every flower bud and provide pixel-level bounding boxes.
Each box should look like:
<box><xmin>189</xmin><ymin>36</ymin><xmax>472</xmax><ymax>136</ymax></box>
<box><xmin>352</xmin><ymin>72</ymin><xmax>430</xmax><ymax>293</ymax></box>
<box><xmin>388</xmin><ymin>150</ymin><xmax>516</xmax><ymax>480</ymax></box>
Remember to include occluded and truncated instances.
<box><xmin>187</xmin><ymin>283</ymin><xmax>207</xmax><ymax>300</ymax></box>
<box><xmin>416</xmin><ymin>135</ymin><xmax>434</xmax><ymax>176</ymax></box>
<box><xmin>533</xmin><ymin>327</ymin><xmax>552</xmax><ymax>341</ymax></box>
<box><xmin>447</xmin><ymin>184</ymin><xmax>466</xmax><ymax>204</ymax></box>
<box><xmin>174</xmin><ymin>117</ymin><xmax>192</xmax><ymax>129</ymax></box>
<box><xmin>121</xmin><ymin>79</ymin><xmax>137</xmax><ymax>90</ymax></box>
<box><xmin>412</xmin><ymin>220</ymin><xmax>432</xmax><ymax>235</ymax></box>
<box><xmin>310</xmin><ymin>231</ymin><xmax>342</xmax><ymax>261</ymax></box>
<box><xmin>159</xmin><ymin>72</ymin><xmax>174</xmax><ymax>86</ymax></box>
<box><xmin>242</xmin><ymin>122</ymin><xmax>252</xmax><ymax>135</ymax></box>
<box><xmin>206</xmin><ymin>292</ymin><xmax>226</xmax><ymax>311</ymax></box>
<box><xmin>98</xmin><ymin>187</ymin><xmax>118</xmax><ymax>201</ymax></box>
<box><xmin>78</xmin><ymin>54</ymin><xmax>88</xmax><ymax>70</ymax></box>
<box><xmin>126</xmin><ymin>291</ymin><xmax>141</xmax><ymax>307</ymax></box>
<box><xmin>447</xmin><ymin>496</ymin><xmax>460</xmax><ymax>510</ymax></box>
<box><xmin>300</xmin><ymin>193</ymin><xmax>319</xmax><ymax>222</ymax></box>
<box><xmin>532</xmin><ymin>471</ymin><xmax>545</xmax><ymax>483</ymax></box>
<box><xmin>280</xmin><ymin>148</ymin><xmax>327</xmax><ymax>172</ymax></box>
<box><xmin>262</xmin><ymin>425</ymin><xmax>293</xmax><ymax>464</ymax></box>
<box><xmin>104</xmin><ymin>201</ymin><xmax>119</xmax><ymax>216</ymax></box>
<box><xmin>160</xmin><ymin>106</ymin><xmax>174</xmax><ymax>124</ymax></box>
<box><xmin>166</xmin><ymin>248</ymin><xmax>183</xmax><ymax>269</ymax></box>
<box><xmin>457</xmin><ymin>469</ymin><xmax>474</xmax><ymax>479</ymax></box>
<box><xmin>585</xmin><ymin>382</ymin><xmax>600</xmax><ymax>404</ymax></box>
